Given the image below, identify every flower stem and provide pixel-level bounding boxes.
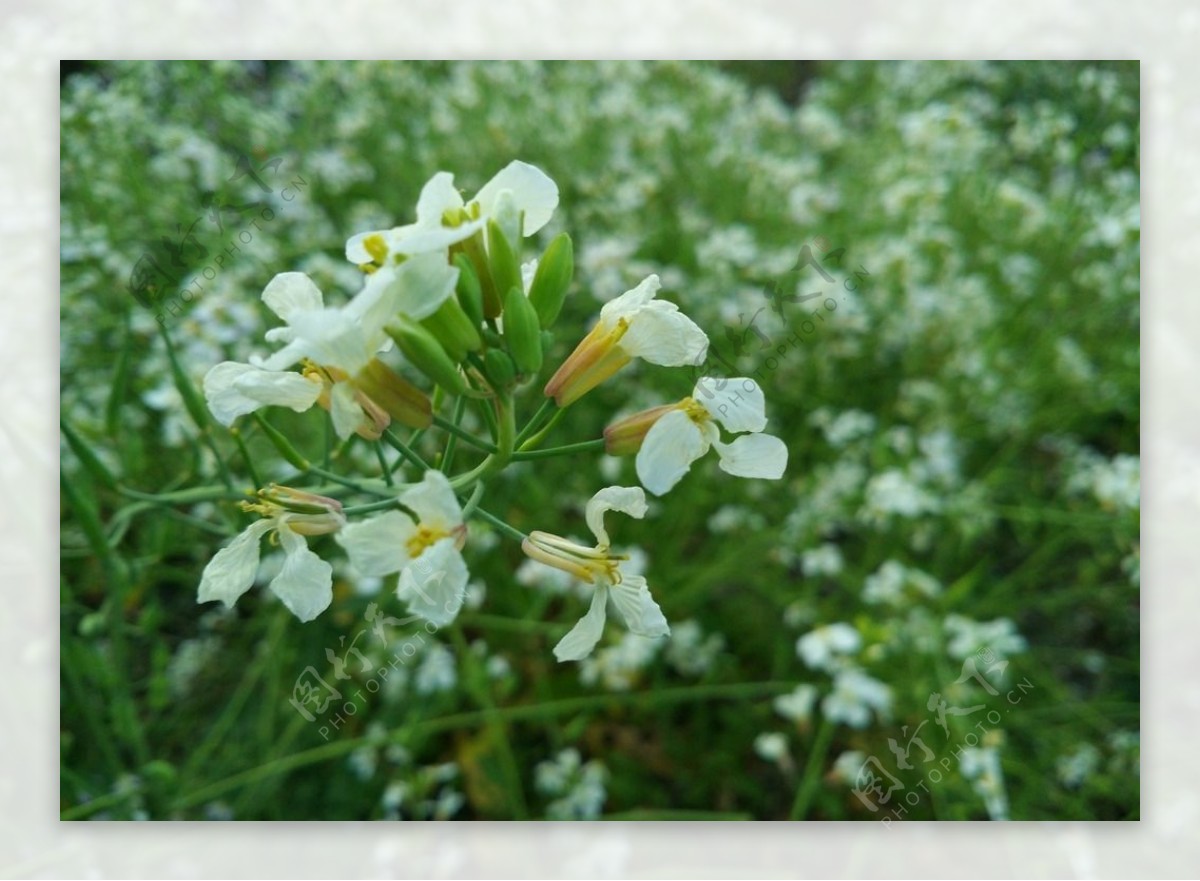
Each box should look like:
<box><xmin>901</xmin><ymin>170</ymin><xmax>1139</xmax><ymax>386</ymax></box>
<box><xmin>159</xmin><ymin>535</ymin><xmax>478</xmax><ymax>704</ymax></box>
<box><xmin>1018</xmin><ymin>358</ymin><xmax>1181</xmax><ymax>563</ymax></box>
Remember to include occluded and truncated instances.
<box><xmin>514</xmin><ymin>397</ymin><xmax>556</xmax><ymax>446</ymax></box>
<box><xmin>516</xmin><ymin>406</ymin><xmax>568</xmax><ymax>452</ymax></box>
<box><xmin>790</xmin><ymin>716</ymin><xmax>835</xmax><ymax>820</ymax></box>
<box><xmin>512</xmin><ymin>438</ymin><xmax>606</xmax><ymax>460</ymax></box>
<box><xmin>381</xmin><ymin>429</ymin><xmax>432</xmax><ymax>471</ymax></box>
<box><xmin>434</xmin><ymin>412</ymin><xmax>497</xmax><ymax>453</ymax></box>
<box><xmin>468</xmin><ymin>506</ymin><xmax>527</xmax><ymax>542</ymax></box>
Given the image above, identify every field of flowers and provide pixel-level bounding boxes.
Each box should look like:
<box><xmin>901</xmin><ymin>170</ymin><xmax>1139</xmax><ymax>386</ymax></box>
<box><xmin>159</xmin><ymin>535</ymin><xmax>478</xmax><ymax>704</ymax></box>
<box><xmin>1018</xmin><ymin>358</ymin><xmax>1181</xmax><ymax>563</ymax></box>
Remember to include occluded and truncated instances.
<box><xmin>60</xmin><ymin>60</ymin><xmax>1139</xmax><ymax>821</ymax></box>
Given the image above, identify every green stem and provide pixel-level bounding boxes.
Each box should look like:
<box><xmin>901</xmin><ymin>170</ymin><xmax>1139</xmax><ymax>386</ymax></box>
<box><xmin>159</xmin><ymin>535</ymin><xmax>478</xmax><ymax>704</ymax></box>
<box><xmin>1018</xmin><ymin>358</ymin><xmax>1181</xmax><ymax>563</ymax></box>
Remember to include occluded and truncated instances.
<box><xmin>512</xmin><ymin>438</ymin><xmax>606</xmax><ymax>460</ymax></box>
<box><xmin>434</xmin><ymin>413</ymin><xmax>497</xmax><ymax>453</ymax></box>
<box><xmin>790</xmin><ymin>716</ymin><xmax>835</xmax><ymax>819</ymax></box>
<box><xmin>381</xmin><ymin>429</ymin><xmax>432</xmax><ymax>471</ymax></box>
<box><xmin>516</xmin><ymin>406</ymin><xmax>568</xmax><ymax>452</ymax></box>
<box><xmin>448</xmin><ymin>396</ymin><xmax>515</xmax><ymax>491</ymax></box>
<box><xmin>468</xmin><ymin>506</ymin><xmax>527</xmax><ymax>543</ymax></box>
<box><xmin>373</xmin><ymin>441</ymin><xmax>394</xmax><ymax>487</ymax></box>
<box><xmin>514</xmin><ymin>397</ymin><xmax>556</xmax><ymax>446</ymax></box>
<box><xmin>460</xmin><ymin>481</ymin><xmax>485</xmax><ymax>519</ymax></box>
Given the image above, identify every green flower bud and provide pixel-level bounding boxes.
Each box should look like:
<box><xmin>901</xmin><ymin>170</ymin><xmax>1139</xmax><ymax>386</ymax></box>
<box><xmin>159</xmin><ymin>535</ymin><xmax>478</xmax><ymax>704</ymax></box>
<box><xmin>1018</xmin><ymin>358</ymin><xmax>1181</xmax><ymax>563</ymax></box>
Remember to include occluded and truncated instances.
<box><xmin>487</xmin><ymin>218</ymin><xmax>523</xmax><ymax>311</ymax></box>
<box><xmin>454</xmin><ymin>253</ymin><xmax>484</xmax><ymax>327</ymax></box>
<box><xmin>421</xmin><ymin>297</ymin><xmax>483</xmax><ymax>363</ymax></box>
<box><xmin>527</xmin><ymin>232</ymin><xmax>573</xmax><ymax>328</ymax></box>
<box><xmin>503</xmin><ymin>285</ymin><xmax>543</xmax><ymax>375</ymax></box>
<box><xmin>387</xmin><ymin>317</ymin><xmax>467</xmax><ymax>397</ymax></box>
<box><xmin>483</xmin><ymin>348</ymin><xmax>516</xmax><ymax>390</ymax></box>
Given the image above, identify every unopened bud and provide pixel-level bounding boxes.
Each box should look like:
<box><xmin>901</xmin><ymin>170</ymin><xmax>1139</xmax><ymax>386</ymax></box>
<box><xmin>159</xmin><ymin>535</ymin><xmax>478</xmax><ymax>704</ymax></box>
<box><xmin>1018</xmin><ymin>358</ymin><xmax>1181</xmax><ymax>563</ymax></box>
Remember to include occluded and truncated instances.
<box><xmin>483</xmin><ymin>348</ymin><xmax>516</xmax><ymax>390</ymax></box>
<box><xmin>454</xmin><ymin>253</ymin><xmax>484</xmax><ymax>327</ymax></box>
<box><xmin>387</xmin><ymin>317</ymin><xmax>467</xmax><ymax>397</ymax></box>
<box><xmin>502</xmin><ymin>286</ymin><xmax>543</xmax><ymax>375</ymax></box>
<box><xmin>527</xmin><ymin>232</ymin><xmax>573</xmax><ymax>329</ymax></box>
<box><xmin>603</xmin><ymin>404</ymin><xmax>676</xmax><ymax>456</ymax></box>
<box><xmin>487</xmin><ymin>218</ymin><xmax>523</xmax><ymax>310</ymax></box>
<box><xmin>420</xmin><ymin>297</ymin><xmax>482</xmax><ymax>363</ymax></box>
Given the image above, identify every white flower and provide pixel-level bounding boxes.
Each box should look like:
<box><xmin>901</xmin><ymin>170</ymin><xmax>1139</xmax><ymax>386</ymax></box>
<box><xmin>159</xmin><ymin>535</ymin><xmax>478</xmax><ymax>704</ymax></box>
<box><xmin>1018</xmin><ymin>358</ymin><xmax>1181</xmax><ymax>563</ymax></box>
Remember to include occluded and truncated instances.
<box><xmin>197</xmin><ymin>487</ymin><xmax>345</xmax><ymax>622</ymax></box>
<box><xmin>796</xmin><ymin>622</ymin><xmax>862</xmax><ymax>672</ymax></box>
<box><xmin>204</xmin><ymin>257</ymin><xmax>455</xmax><ymax>438</ymax></box>
<box><xmin>522</xmin><ymin>486</ymin><xmax>669</xmax><ymax>662</ymax></box>
<box><xmin>754</xmin><ymin>732</ymin><xmax>790</xmax><ymax>763</ymax></box>
<box><xmin>774</xmin><ymin>683</ymin><xmax>819</xmax><ymax>723</ymax></box>
<box><xmin>821</xmin><ymin>668</ymin><xmax>892</xmax><ymax>729</ymax></box>
<box><xmin>636</xmin><ymin>376</ymin><xmax>787</xmax><ymax>496</ymax></box>
<box><xmin>336</xmin><ymin>470</ymin><xmax>469</xmax><ymax>626</ymax></box>
<box><xmin>345</xmin><ymin>160</ymin><xmax>559</xmax><ymax>264</ymax></box>
<box><xmin>543</xmin><ymin>274</ymin><xmax>709</xmax><ymax>407</ymax></box>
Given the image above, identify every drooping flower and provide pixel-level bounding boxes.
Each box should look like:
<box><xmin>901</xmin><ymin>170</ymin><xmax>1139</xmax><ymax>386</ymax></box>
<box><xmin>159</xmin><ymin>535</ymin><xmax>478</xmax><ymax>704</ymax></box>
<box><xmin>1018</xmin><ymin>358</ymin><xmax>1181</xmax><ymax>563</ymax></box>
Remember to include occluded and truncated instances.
<box><xmin>632</xmin><ymin>376</ymin><xmax>787</xmax><ymax>496</ymax></box>
<box><xmin>204</xmin><ymin>255</ymin><xmax>457</xmax><ymax>438</ymax></box>
<box><xmin>543</xmin><ymin>274</ymin><xmax>708</xmax><ymax>407</ymax></box>
<box><xmin>197</xmin><ymin>486</ymin><xmax>345</xmax><ymax>622</ymax></box>
<box><xmin>345</xmin><ymin>160</ymin><xmax>559</xmax><ymax>268</ymax></box>
<box><xmin>521</xmin><ymin>486</ymin><xmax>669</xmax><ymax>662</ymax></box>
<box><xmin>336</xmin><ymin>470</ymin><xmax>469</xmax><ymax>626</ymax></box>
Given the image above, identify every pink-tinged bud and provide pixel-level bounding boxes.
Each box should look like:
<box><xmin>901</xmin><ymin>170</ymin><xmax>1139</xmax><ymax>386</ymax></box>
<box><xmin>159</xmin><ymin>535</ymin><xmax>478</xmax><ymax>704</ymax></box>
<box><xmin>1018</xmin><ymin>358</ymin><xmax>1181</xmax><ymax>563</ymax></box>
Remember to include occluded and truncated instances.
<box><xmin>603</xmin><ymin>404</ymin><xmax>677</xmax><ymax>456</ymax></box>
<box><xmin>521</xmin><ymin>531</ymin><xmax>622</xmax><ymax>585</ymax></box>
<box><xmin>244</xmin><ymin>485</ymin><xmax>346</xmax><ymax>535</ymax></box>
<box><xmin>354</xmin><ymin>358</ymin><xmax>433</xmax><ymax>430</ymax></box>
<box><xmin>543</xmin><ymin>318</ymin><xmax>632</xmax><ymax>407</ymax></box>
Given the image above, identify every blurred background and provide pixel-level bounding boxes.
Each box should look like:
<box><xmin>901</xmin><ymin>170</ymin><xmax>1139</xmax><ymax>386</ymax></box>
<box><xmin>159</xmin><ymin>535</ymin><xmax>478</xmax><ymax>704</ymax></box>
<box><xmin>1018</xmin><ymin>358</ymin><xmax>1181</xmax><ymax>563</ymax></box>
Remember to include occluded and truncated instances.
<box><xmin>60</xmin><ymin>60</ymin><xmax>1139</xmax><ymax>820</ymax></box>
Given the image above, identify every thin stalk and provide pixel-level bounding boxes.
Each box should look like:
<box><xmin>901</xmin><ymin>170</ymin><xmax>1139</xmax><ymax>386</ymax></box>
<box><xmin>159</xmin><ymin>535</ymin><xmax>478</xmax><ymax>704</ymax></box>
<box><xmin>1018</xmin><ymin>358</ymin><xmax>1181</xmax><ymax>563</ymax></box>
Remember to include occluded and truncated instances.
<box><xmin>512</xmin><ymin>438</ymin><xmax>606</xmax><ymax>461</ymax></box>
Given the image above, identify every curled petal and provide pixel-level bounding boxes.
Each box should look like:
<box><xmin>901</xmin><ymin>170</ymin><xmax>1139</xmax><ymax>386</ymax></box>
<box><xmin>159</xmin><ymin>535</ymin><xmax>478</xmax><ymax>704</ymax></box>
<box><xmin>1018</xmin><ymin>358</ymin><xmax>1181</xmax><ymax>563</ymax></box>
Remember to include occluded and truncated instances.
<box><xmin>635</xmin><ymin>409</ymin><xmax>712</xmax><ymax>496</ymax></box>
<box><xmin>197</xmin><ymin>519</ymin><xmax>273</xmax><ymax>609</ymax></box>
<box><xmin>619</xmin><ymin>301</ymin><xmax>709</xmax><ymax>367</ymax></box>
<box><xmin>609</xmin><ymin>572</ymin><xmax>670</xmax><ymax>639</ymax></box>
<box><xmin>203</xmin><ymin>361</ymin><xmax>321</xmax><ymax>425</ymax></box>
<box><xmin>553</xmin><ymin>586</ymin><xmax>610</xmax><ymax>662</ymax></box>
<box><xmin>713</xmin><ymin>433</ymin><xmax>788</xmax><ymax>480</ymax></box>
<box><xmin>694</xmin><ymin>376</ymin><xmax>767</xmax><ymax>434</ymax></box>
<box><xmin>270</xmin><ymin>524</ymin><xmax>334</xmax><ymax>622</ymax></box>
<box><xmin>599</xmin><ymin>274</ymin><xmax>661</xmax><ymax>324</ymax></box>
<box><xmin>585</xmin><ymin>486</ymin><xmax>647</xmax><ymax>548</ymax></box>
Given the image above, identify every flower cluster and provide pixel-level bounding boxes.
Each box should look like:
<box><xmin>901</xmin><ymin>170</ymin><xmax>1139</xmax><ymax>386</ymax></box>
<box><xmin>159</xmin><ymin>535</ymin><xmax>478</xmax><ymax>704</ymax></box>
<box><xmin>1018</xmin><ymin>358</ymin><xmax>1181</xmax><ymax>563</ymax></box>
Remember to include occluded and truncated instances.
<box><xmin>194</xmin><ymin>161</ymin><xmax>787</xmax><ymax>660</ymax></box>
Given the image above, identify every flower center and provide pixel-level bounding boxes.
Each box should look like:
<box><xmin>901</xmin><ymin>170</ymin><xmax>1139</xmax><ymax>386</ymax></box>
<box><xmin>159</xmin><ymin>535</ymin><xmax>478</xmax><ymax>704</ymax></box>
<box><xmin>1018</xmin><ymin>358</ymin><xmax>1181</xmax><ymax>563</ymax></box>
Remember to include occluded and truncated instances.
<box><xmin>406</xmin><ymin>524</ymin><xmax>449</xmax><ymax>558</ymax></box>
<box><xmin>679</xmin><ymin>396</ymin><xmax>711</xmax><ymax>425</ymax></box>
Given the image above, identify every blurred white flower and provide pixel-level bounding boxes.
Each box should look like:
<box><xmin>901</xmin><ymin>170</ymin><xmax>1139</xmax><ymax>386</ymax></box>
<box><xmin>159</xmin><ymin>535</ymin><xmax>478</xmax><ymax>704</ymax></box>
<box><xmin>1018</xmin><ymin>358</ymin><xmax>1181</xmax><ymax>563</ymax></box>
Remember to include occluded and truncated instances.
<box><xmin>821</xmin><ymin>668</ymin><xmax>892</xmax><ymax>729</ymax></box>
<box><xmin>797</xmin><ymin>622</ymin><xmax>862</xmax><ymax>672</ymax></box>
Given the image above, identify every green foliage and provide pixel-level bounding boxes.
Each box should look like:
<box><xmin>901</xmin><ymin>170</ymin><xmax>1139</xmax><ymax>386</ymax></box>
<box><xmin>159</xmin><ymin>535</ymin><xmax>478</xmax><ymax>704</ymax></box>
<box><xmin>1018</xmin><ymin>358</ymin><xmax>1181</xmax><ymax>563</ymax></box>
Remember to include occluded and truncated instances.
<box><xmin>60</xmin><ymin>60</ymin><xmax>1138</xmax><ymax>820</ymax></box>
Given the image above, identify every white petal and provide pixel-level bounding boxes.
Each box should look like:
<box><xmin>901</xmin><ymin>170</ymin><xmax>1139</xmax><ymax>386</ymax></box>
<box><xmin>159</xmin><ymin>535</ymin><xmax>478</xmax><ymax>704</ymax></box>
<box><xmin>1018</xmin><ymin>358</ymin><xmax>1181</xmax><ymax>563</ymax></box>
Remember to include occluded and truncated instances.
<box><xmin>330</xmin><ymin>380</ymin><xmax>366</xmax><ymax>439</ymax></box>
<box><xmin>203</xmin><ymin>362</ymin><xmax>321</xmax><ymax>425</ymax></box>
<box><xmin>399</xmin><ymin>470</ymin><xmax>462</xmax><ymax>531</ymax></box>
<box><xmin>553</xmin><ymin>586</ymin><xmax>609</xmax><ymax>662</ymax></box>
<box><xmin>197</xmin><ymin>519</ymin><xmax>273</xmax><ymax>608</ymax></box>
<box><xmin>609</xmin><ymin>573</ymin><xmax>670</xmax><ymax>638</ymax></box>
<box><xmin>233</xmin><ymin>367</ymin><xmax>322</xmax><ymax>411</ymax></box>
<box><xmin>390</xmin><ymin>219</ymin><xmax>484</xmax><ymax>256</ymax></box>
<box><xmin>336</xmin><ymin>509</ymin><xmax>416</xmax><ymax>577</ymax></box>
<box><xmin>585</xmin><ymin>486</ymin><xmax>647</xmax><ymax>548</ymax></box>
<box><xmin>693</xmin><ymin>377</ymin><xmax>767</xmax><ymax>434</ymax></box>
<box><xmin>599</xmin><ymin>274</ymin><xmax>660</xmax><ymax>324</ymax></box>
<box><xmin>354</xmin><ymin>252</ymin><xmax>459</xmax><ymax>326</ymax></box>
<box><xmin>262</xmin><ymin>272</ymin><xmax>324</xmax><ymax>322</ymax></box>
<box><xmin>472</xmin><ymin>160</ymin><xmax>559</xmax><ymax>236</ymax></box>
<box><xmin>397</xmin><ymin>538</ymin><xmax>469</xmax><ymax>626</ymax></box>
<box><xmin>620</xmin><ymin>301</ymin><xmax>709</xmax><ymax>366</ymax></box>
<box><xmin>345</xmin><ymin>230</ymin><xmax>383</xmax><ymax>264</ymax></box>
<box><xmin>282</xmin><ymin>309</ymin><xmax>370</xmax><ymax>375</ymax></box>
<box><xmin>415</xmin><ymin>171</ymin><xmax>464</xmax><ymax>226</ymax></box>
<box><xmin>270</xmin><ymin>523</ymin><xmax>333</xmax><ymax>622</ymax></box>
<box><xmin>636</xmin><ymin>409</ymin><xmax>711</xmax><ymax>496</ymax></box>
<box><xmin>713</xmin><ymin>433</ymin><xmax>789</xmax><ymax>480</ymax></box>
